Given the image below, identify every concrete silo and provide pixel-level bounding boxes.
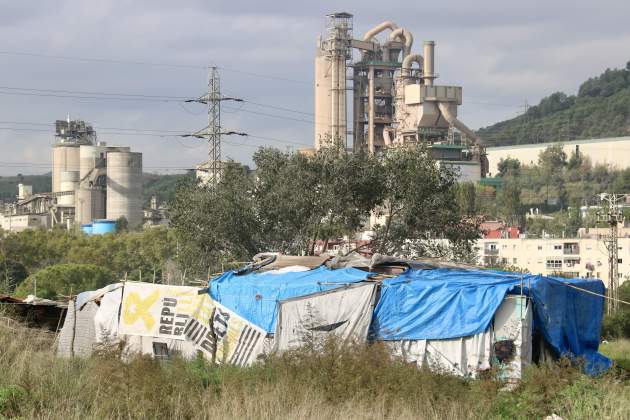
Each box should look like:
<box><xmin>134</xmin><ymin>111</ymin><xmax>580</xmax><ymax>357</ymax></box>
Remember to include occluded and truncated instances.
<box><xmin>52</xmin><ymin>118</ymin><xmax>95</xmax><ymax>193</ymax></box>
<box><xmin>106</xmin><ymin>151</ymin><xmax>143</xmax><ymax>227</ymax></box>
<box><xmin>58</xmin><ymin>171</ymin><xmax>79</xmax><ymax>206</ymax></box>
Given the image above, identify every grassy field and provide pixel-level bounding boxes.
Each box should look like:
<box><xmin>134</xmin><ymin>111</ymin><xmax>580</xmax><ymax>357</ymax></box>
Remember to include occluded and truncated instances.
<box><xmin>0</xmin><ymin>320</ymin><xmax>628</xmax><ymax>420</ymax></box>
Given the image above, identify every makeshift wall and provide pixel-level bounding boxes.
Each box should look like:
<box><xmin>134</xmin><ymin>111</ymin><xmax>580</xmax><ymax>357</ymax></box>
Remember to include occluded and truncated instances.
<box><xmin>275</xmin><ymin>283</ymin><xmax>377</xmax><ymax>351</ymax></box>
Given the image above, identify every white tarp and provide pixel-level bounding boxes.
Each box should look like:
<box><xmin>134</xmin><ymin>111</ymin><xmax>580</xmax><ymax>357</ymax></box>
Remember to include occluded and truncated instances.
<box><xmin>56</xmin><ymin>300</ymin><xmax>99</xmax><ymax>358</ymax></box>
<box><xmin>184</xmin><ymin>294</ymin><xmax>266</xmax><ymax>366</ymax></box>
<box><xmin>386</xmin><ymin>328</ymin><xmax>493</xmax><ymax>378</ymax></box>
<box><xmin>275</xmin><ymin>283</ymin><xmax>377</xmax><ymax>351</ymax></box>
<box><xmin>385</xmin><ymin>296</ymin><xmax>533</xmax><ymax>379</ymax></box>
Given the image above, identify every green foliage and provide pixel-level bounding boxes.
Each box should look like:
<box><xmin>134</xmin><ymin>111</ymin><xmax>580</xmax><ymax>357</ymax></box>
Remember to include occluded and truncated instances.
<box><xmin>0</xmin><ymin>227</ymin><xmax>177</xmax><ymax>289</ymax></box>
<box><xmin>478</xmin><ymin>62</ymin><xmax>630</xmax><ymax>146</ymax></box>
<box><xmin>601</xmin><ymin>312</ymin><xmax>630</xmax><ymax>339</ymax></box>
<box><xmin>142</xmin><ymin>172</ymin><xmax>192</xmax><ymax>206</ymax></box>
<box><xmin>171</xmin><ymin>146</ymin><xmax>480</xmax><ymax>275</ymax></box>
<box><xmin>14</xmin><ymin>263</ymin><xmax>115</xmax><ymax>299</ymax></box>
<box><xmin>497</xmin><ymin>157</ymin><xmax>521</xmax><ymax>178</ymax></box>
<box><xmin>2</xmin><ymin>319</ymin><xmax>630</xmax><ymax>420</ymax></box>
<box><xmin>0</xmin><ymin>384</ymin><xmax>26</xmax><ymax>417</ymax></box>
<box><xmin>371</xmin><ymin>146</ymin><xmax>479</xmax><ymax>258</ymax></box>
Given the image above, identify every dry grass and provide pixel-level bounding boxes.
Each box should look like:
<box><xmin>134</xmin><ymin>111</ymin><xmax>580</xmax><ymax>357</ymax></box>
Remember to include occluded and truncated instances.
<box><xmin>0</xmin><ymin>320</ymin><xmax>628</xmax><ymax>420</ymax></box>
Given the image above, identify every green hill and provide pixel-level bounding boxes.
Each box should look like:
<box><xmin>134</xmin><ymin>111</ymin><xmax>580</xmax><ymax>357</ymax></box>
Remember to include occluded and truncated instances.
<box><xmin>0</xmin><ymin>172</ymin><xmax>191</xmax><ymax>205</ymax></box>
<box><xmin>0</xmin><ymin>174</ymin><xmax>51</xmax><ymax>203</ymax></box>
<box><xmin>477</xmin><ymin>61</ymin><xmax>630</xmax><ymax>146</ymax></box>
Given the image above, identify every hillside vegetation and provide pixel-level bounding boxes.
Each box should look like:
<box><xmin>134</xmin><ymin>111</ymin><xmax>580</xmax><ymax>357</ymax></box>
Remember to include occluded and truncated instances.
<box><xmin>478</xmin><ymin>61</ymin><xmax>630</xmax><ymax>146</ymax></box>
<box><xmin>0</xmin><ymin>172</ymin><xmax>190</xmax><ymax>205</ymax></box>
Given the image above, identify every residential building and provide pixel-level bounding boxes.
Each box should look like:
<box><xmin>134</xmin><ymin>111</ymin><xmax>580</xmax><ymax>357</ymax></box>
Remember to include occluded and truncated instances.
<box><xmin>476</xmin><ymin>237</ymin><xmax>629</xmax><ymax>289</ymax></box>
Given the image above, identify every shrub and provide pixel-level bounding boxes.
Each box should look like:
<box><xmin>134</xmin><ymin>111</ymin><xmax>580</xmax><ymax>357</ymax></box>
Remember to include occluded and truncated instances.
<box><xmin>14</xmin><ymin>263</ymin><xmax>115</xmax><ymax>299</ymax></box>
<box><xmin>601</xmin><ymin>312</ymin><xmax>630</xmax><ymax>339</ymax></box>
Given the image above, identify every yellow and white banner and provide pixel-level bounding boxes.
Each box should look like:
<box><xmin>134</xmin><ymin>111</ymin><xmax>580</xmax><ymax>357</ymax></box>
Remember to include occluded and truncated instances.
<box><xmin>119</xmin><ymin>283</ymin><xmax>204</xmax><ymax>340</ymax></box>
<box><xmin>184</xmin><ymin>294</ymin><xmax>266</xmax><ymax>366</ymax></box>
<box><xmin>118</xmin><ymin>282</ymin><xmax>266</xmax><ymax>365</ymax></box>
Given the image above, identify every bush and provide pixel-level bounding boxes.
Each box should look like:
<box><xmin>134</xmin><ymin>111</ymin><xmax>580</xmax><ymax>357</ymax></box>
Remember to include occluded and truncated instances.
<box><xmin>601</xmin><ymin>311</ymin><xmax>630</xmax><ymax>339</ymax></box>
<box><xmin>14</xmin><ymin>263</ymin><xmax>115</xmax><ymax>299</ymax></box>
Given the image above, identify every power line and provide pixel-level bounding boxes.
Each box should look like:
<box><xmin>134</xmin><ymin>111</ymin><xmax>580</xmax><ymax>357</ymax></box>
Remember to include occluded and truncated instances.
<box><xmin>0</xmin><ymin>50</ymin><xmax>310</xmax><ymax>84</ymax></box>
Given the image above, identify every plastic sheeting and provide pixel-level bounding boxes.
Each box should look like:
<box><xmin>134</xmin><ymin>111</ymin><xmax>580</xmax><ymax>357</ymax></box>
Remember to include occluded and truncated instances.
<box><xmin>371</xmin><ymin>268</ymin><xmax>611</xmax><ymax>375</ymax></box>
<box><xmin>275</xmin><ymin>283</ymin><xmax>377</xmax><ymax>351</ymax></box>
<box><xmin>386</xmin><ymin>328</ymin><xmax>493</xmax><ymax>378</ymax></box>
<box><xmin>209</xmin><ymin>266</ymin><xmax>370</xmax><ymax>333</ymax></box>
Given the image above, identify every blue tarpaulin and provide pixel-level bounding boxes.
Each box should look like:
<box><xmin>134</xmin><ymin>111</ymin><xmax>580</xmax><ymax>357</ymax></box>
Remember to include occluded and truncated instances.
<box><xmin>209</xmin><ymin>266</ymin><xmax>369</xmax><ymax>333</ymax></box>
<box><xmin>370</xmin><ymin>268</ymin><xmax>611</xmax><ymax>375</ymax></box>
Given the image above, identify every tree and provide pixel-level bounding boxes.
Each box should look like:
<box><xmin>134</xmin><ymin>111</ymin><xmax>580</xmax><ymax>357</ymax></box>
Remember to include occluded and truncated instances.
<box><xmin>497</xmin><ymin>157</ymin><xmax>521</xmax><ymax>178</ymax></box>
<box><xmin>538</xmin><ymin>145</ymin><xmax>567</xmax><ymax>207</ymax></box>
<box><xmin>171</xmin><ymin>145</ymin><xmax>481</xmax><ymax>273</ymax></box>
<box><xmin>14</xmin><ymin>263</ymin><xmax>115</xmax><ymax>299</ymax></box>
<box><xmin>370</xmin><ymin>145</ymin><xmax>480</xmax><ymax>259</ymax></box>
<box><xmin>456</xmin><ymin>182</ymin><xmax>478</xmax><ymax>216</ymax></box>
<box><xmin>497</xmin><ymin>181</ymin><xmax>523</xmax><ymax>227</ymax></box>
<box><xmin>169</xmin><ymin>162</ymin><xmax>259</xmax><ymax>275</ymax></box>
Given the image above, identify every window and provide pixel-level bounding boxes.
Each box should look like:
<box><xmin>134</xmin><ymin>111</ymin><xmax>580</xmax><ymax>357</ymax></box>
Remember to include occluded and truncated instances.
<box><xmin>152</xmin><ymin>342</ymin><xmax>169</xmax><ymax>360</ymax></box>
<box><xmin>618</xmin><ymin>259</ymin><xmax>623</xmax><ymax>264</ymax></box>
<box><xmin>546</xmin><ymin>259</ymin><xmax>562</xmax><ymax>269</ymax></box>
<box><xmin>538</xmin><ymin>246</ymin><xmax>543</xmax><ymax>250</ymax></box>
<box><xmin>553</xmin><ymin>245</ymin><xmax>562</xmax><ymax>250</ymax></box>
<box><xmin>513</xmin><ymin>258</ymin><xmax>518</xmax><ymax>264</ymax></box>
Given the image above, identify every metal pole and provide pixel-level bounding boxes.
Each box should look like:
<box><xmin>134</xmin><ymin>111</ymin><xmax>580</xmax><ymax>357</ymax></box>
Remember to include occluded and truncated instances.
<box><xmin>368</xmin><ymin>65</ymin><xmax>375</xmax><ymax>154</ymax></box>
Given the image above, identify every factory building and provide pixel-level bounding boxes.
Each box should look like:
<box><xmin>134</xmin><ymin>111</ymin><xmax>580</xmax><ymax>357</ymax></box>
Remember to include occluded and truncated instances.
<box><xmin>313</xmin><ymin>13</ymin><xmax>487</xmax><ymax>181</ymax></box>
<box><xmin>1</xmin><ymin>118</ymin><xmax>143</xmax><ymax>232</ymax></box>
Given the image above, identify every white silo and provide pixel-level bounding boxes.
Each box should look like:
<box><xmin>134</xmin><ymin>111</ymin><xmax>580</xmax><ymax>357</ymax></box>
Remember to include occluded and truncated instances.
<box><xmin>52</xmin><ymin>145</ymin><xmax>80</xmax><ymax>193</ymax></box>
<box><xmin>58</xmin><ymin>171</ymin><xmax>79</xmax><ymax>206</ymax></box>
<box><xmin>106</xmin><ymin>151</ymin><xmax>143</xmax><ymax>226</ymax></box>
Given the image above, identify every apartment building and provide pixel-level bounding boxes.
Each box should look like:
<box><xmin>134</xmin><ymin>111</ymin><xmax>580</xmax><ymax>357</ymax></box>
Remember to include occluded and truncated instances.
<box><xmin>476</xmin><ymin>237</ymin><xmax>629</xmax><ymax>288</ymax></box>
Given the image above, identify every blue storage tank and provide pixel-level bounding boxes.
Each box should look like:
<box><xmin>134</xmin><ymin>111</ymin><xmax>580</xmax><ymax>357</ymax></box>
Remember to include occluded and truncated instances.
<box><xmin>91</xmin><ymin>219</ymin><xmax>117</xmax><ymax>235</ymax></box>
<box><xmin>81</xmin><ymin>224</ymin><xmax>93</xmax><ymax>235</ymax></box>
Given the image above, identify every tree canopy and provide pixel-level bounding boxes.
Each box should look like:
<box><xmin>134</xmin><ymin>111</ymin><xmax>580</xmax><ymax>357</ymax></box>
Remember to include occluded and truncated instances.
<box><xmin>170</xmin><ymin>145</ymin><xmax>480</xmax><ymax>276</ymax></box>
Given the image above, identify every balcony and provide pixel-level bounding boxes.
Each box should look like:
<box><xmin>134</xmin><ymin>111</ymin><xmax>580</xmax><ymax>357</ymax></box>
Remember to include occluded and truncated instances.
<box><xmin>563</xmin><ymin>243</ymin><xmax>580</xmax><ymax>255</ymax></box>
<box><xmin>484</xmin><ymin>248</ymin><xmax>499</xmax><ymax>255</ymax></box>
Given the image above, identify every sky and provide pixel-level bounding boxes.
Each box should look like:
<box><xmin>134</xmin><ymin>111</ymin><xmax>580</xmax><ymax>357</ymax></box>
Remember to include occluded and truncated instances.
<box><xmin>0</xmin><ymin>0</ymin><xmax>629</xmax><ymax>176</ymax></box>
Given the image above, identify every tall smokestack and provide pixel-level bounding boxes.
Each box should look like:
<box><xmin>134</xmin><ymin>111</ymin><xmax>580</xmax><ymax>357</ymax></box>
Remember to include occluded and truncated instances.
<box><xmin>423</xmin><ymin>41</ymin><xmax>435</xmax><ymax>85</ymax></box>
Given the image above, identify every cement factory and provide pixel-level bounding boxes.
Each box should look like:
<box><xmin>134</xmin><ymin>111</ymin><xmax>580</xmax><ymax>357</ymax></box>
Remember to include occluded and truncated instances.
<box><xmin>313</xmin><ymin>13</ymin><xmax>487</xmax><ymax>180</ymax></box>
<box><xmin>0</xmin><ymin>117</ymin><xmax>144</xmax><ymax>232</ymax></box>
<box><xmin>1</xmin><ymin>13</ymin><xmax>488</xmax><ymax>233</ymax></box>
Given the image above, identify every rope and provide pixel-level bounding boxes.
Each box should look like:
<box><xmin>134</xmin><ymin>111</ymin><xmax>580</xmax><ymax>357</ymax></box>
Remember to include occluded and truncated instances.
<box><xmin>564</xmin><ymin>283</ymin><xmax>630</xmax><ymax>307</ymax></box>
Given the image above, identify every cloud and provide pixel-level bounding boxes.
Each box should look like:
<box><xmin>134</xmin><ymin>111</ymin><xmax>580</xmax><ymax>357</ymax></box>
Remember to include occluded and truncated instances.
<box><xmin>0</xmin><ymin>0</ymin><xmax>628</xmax><ymax>174</ymax></box>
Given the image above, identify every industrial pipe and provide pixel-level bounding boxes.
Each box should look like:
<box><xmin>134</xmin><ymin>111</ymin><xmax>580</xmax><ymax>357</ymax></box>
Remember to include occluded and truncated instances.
<box><xmin>362</xmin><ymin>21</ymin><xmax>399</xmax><ymax>41</ymax></box>
<box><xmin>402</xmin><ymin>53</ymin><xmax>424</xmax><ymax>79</ymax></box>
<box><xmin>389</xmin><ymin>28</ymin><xmax>414</xmax><ymax>57</ymax></box>
<box><xmin>423</xmin><ymin>41</ymin><xmax>436</xmax><ymax>85</ymax></box>
<box><xmin>437</xmin><ymin>102</ymin><xmax>479</xmax><ymax>144</ymax></box>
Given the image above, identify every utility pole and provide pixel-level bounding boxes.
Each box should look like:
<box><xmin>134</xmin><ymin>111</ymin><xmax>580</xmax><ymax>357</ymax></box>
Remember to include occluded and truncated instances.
<box><xmin>597</xmin><ymin>193</ymin><xmax>627</xmax><ymax>314</ymax></box>
<box><xmin>184</xmin><ymin>66</ymin><xmax>246</xmax><ymax>187</ymax></box>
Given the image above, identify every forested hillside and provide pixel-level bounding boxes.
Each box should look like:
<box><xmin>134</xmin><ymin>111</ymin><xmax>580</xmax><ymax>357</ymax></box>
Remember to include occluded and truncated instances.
<box><xmin>0</xmin><ymin>174</ymin><xmax>51</xmax><ymax>202</ymax></box>
<box><xmin>0</xmin><ymin>172</ymin><xmax>190</xmax><ymax>205</ymax></box>
<box><xmin>477</xmin><ymin>61</ymin><xmax>630</xmax><ymax>146</ymax></box>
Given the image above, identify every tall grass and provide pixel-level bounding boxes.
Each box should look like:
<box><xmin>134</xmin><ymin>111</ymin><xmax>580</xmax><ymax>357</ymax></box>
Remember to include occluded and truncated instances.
<box><xmin>0</xmin><ymin>319</ymin><xmax>628</xmax><ymax>420</ymax></box>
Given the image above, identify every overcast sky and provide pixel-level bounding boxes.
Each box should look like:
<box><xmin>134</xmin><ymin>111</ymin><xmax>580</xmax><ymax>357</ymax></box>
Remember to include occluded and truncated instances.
<box><xmin>1</xmin><ymin>0</ymin><xmax>629</xmax><ymax>175</ymax></box>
